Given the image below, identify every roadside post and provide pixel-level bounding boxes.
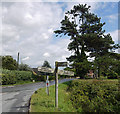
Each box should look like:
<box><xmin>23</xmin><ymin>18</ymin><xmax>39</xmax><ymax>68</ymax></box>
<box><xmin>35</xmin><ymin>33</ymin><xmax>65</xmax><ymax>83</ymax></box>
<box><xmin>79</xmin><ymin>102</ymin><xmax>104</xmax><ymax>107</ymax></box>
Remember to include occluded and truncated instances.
<box><xmin>54</xmin><ymin>61</ymin><xmax>67</xmax><ymax>108</ymax></box>
<box><xmin>37</xmin><ymin>65</ymin><xmax>74</xmax><ymax>108</ymax></box>
<box><xmin>46</xmin><ymin>76</ymin><xmax>49</xmax><ymax>96</ymax></box>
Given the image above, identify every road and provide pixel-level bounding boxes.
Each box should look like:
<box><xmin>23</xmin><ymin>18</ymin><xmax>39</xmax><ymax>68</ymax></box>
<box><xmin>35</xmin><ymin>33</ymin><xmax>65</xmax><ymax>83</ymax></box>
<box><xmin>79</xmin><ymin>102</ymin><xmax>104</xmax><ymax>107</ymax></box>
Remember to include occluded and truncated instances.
<box><xmin>1</xmin><ymin>78</ymin><xmax>75</xmax><ymax>113</ymax></box>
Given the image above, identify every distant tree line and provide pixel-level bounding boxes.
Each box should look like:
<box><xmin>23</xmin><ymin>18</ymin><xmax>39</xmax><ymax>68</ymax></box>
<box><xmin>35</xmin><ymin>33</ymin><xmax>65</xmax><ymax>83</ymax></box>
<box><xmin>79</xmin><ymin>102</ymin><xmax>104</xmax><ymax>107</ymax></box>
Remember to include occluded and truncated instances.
<box><xmin>0</xmin><ymin>56</ymin><xmax>31</xmax><ymax>71</ymax></box>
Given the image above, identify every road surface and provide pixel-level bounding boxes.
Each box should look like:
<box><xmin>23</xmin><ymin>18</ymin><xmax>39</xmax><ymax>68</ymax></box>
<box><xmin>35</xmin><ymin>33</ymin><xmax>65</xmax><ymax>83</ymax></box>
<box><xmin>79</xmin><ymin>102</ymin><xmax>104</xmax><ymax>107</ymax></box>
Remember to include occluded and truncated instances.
<box><xmin>1</xmin><ymin>78</ymin><xmax>75</xmax><ymax>113</ymax></box>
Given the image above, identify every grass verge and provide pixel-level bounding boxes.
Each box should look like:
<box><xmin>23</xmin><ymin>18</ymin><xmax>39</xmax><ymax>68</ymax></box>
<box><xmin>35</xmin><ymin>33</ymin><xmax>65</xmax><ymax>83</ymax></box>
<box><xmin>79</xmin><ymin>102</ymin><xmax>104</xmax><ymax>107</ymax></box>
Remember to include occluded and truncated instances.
<box><xmin>30</xmin><ymin>81</ymin><xmax>78</xmax><ymax>112</ymax></box>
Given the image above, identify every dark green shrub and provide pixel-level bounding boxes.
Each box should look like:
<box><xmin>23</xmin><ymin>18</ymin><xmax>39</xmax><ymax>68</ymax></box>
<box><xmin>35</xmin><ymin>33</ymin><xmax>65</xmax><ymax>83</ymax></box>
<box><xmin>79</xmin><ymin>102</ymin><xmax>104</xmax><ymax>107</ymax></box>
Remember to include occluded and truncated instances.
<box><xmin>107</xmin><ymin>71</ymin><xmax>118</xmax><ymax>79</ymax></box>
<box><xmin>39</xmin><ymin>75</ymin><xmax>46</xmax><ymax>82</ymax></box>
<box><xmin>84</xmin><ymin>75</ymin><xmax>93</xmax><ymax>79</ymax></box>
<box><xmin>31</xmin><ymin>72</ymin><xmax>46</xmax><ymax>82</ymax></box>
<box><xmin>49</xmin><ymin>75</ymin><xmax>55</xmax><ymax>81</ymax></box>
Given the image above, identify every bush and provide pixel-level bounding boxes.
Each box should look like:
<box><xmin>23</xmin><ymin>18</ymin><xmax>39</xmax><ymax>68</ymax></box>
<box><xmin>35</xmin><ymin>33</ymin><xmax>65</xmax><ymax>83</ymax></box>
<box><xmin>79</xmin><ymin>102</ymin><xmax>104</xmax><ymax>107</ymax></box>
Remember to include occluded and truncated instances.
<box><xmin>1</xmin><ymin>70</ymin><xmax>16</xmax><ymax>85</ymax></box>
<box><xmin>107</xmin><ymin>71</ymin><xmax>118</xmax><ymax>79</ymax></box>
<box><xmin>68</xmin><ymin>80</ymin><xmax>119</xmax><ymax>112</ymax></box>
<box><xmin>39</xmin><ymin>75</ymin><xmax>46</xmax><ymax>82</ymax></box>
<box><xmin>2</xmin><ymin>69</ymin><xmax>33</xmax><ymax>85</ymax></box>
<box><xmin>49</xmin><ymin>75</ymin><xmax>55</xmax><ymax>81</ymax></box>
<box><xmin>14</xmin><ymin>70</ymin><xmax>33</xmax><ymax>82</ymax></box>
<box><xmin>18</xmin><ymin>63</ymin><xmax>31</xmax><ymax>71</ymax></box>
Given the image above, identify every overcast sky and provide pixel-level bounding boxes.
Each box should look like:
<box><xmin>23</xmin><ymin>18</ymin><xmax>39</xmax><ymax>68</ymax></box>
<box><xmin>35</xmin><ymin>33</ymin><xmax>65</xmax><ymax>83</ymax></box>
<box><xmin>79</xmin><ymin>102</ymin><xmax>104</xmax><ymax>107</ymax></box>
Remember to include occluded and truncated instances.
<box><xmin>1</xmin><ymin>0</ymin><xmax>119</xmax><ymax>68</ymax></box>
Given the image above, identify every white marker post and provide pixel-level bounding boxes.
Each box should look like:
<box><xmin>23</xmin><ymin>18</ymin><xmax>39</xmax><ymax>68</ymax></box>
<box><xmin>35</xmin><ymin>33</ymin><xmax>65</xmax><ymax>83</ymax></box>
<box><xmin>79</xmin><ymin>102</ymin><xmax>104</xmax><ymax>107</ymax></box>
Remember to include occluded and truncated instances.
<box><xmin>46</xmin><ymin>76</ymin><xmax>49</xmax><ymax>96</ymax></box>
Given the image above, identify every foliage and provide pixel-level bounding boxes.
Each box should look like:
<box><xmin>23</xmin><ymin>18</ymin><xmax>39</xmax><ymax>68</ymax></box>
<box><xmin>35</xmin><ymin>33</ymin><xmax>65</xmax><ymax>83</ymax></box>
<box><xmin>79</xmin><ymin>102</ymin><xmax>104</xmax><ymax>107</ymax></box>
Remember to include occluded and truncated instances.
<box><xmin>109</xmin><ymin>53</ymin><xmax>120</xmax><ymax>76</ymax></box>
<box><xmin>54</xmin><ymin>4</ymin><xmax>119</xmax><ymax>78</ymax></box>
<box><xmin>1</xmin><ymin>71</ymin><xmax>16</xmax><ymax>85</ymax></box>
<box><xmin>18</xmin><ymin>63</ymin><xmax>31</xmax><ymax>71</ymax></box>
<box><xmin>1</xmin><ymin>69</ymin><xmax>33</xmax><ymax>85</ymax></box>
<box><xmin>1</xmin><ymin>56</ymin><xmax>17</xmax><ymax>70</ymax></box>
<box><xmin>68</xmin><ymin>79</ymin><xmax>119</xmax><ymax>112</ymax></box>
<box><xmin>107</xmin><ymin>70</ymin><xmax>118</xmax><ymax>79</ymax></box>
<box><xmin>73</xmin><ymin>60</ymin><xmax>92</xmax><ymax>78</ymax></box>
<box><xmin>49</xmin><ymin>75</ymin><xmax>55</xmax><ymax>81</ymax></box>
<box><xmin>93</xmin><ymin>53</ymin><xmax>120</xmax><ymax>78</ymax></box>
<box><xmin>42</xmin><ymin>60</ymin><xmax>51</xmax><ymax>68</ymax></box>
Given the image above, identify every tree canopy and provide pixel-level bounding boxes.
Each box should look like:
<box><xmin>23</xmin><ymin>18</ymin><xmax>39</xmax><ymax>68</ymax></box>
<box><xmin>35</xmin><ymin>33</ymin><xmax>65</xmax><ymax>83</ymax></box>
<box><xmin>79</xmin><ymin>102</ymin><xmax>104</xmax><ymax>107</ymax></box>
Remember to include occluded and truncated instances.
<box><xmin>18</xmin><ymin>63</ymin><xmax>31</xmax><ymax>71</ymax></box>
<box><xmin>54</xmin><ymin>4</ymin><xmax>119</xmax><ymax>78</ymax></box>
<box><xmin>1</xmin><ymin>56</ymin><xmax>17</xmax><ymax>70</ymax></box>
<box><xmin>42</xmin><ymin>60</ymin><xmax>51</xmax><ymax>68</ymax></box>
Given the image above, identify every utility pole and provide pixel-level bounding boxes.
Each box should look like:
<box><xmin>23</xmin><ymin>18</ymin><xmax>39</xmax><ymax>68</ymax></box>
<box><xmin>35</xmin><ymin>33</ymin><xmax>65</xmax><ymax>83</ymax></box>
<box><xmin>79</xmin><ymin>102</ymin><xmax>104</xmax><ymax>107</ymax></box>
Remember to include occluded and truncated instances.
<box><xmin>17</xmin><ymin>52</ymin><xmax>19</xmax><ymax>70</ymax></box>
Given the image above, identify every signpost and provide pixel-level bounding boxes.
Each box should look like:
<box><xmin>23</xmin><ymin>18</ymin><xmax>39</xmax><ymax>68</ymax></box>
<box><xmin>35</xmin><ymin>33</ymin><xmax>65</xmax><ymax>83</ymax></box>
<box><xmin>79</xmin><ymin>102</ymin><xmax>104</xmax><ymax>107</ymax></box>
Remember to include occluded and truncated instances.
<box><xmin>46</xmin><ymin>76</ymin><xmax>49</xmax><ymax>96</ymax></box>
<box><xmin>55</xmin><ymin>61</ymin><xmax>67</xmax><ymax>108</ymax></box>
<box><xmin>57</xmin><ymin>62</ymin><xmax>67</xmax><ymax>67</ymax></box>
<box><xmin>36</xmin><ymin>63</ymin><xmax>74</xmax><ymax>108</ymax></box>
<box><xmin>37</xmin><ymin>67</ymin><xmax>74</xmax><ymax>76</ymax></box>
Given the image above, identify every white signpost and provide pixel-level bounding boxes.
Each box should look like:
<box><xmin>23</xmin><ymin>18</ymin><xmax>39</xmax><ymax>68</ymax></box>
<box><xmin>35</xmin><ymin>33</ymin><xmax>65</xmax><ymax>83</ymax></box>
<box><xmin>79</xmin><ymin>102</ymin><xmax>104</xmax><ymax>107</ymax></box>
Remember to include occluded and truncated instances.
<box><xmin>46</xmin><ymin>76</ymin><xmax>49</xmax><ymax>96</ymax></box>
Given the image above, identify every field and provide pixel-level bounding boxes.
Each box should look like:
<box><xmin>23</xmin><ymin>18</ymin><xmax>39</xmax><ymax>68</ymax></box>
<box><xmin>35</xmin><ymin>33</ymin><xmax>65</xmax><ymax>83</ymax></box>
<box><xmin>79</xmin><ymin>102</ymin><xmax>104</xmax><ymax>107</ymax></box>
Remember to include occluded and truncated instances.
<box><xmin>30</xmin><ymin>79</ymin><xmax>119</xmax><ymax>112</ymax></box>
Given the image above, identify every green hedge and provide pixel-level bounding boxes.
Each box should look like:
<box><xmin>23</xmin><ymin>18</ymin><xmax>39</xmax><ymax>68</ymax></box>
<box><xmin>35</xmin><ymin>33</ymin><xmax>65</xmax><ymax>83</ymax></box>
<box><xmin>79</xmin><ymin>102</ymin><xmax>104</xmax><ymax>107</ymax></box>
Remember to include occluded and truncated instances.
<box><xmin>1</xmin><ymin>72</ymin><xmax>16</xmax><ymax>85</ymax></box>
<box><xmin>68</xmin><ymin>80</ymin><xmax>119</xmax><ymax>112</ymax></box>
<box><xmin>1</xmin><ymin>69</ymin><xmax>71</xmax><ymax>85</ymax></box>
<box><xmin>1</xmin><ymin>69</ymin><xmax>33</xmax><ymax>85</ymax></box>
<box><xmin>107</xmin><ymin>70</ymin><xmax>118</xmax><ymax>79</ymax></box>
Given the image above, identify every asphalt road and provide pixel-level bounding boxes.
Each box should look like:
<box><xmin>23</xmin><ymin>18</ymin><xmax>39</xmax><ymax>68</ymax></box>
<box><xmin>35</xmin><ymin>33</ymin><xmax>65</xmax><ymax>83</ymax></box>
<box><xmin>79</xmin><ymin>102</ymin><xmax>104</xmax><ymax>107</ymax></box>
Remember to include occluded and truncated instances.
<box><xmin>1</xmin><ymin>78</ymin><xmax>75</xmax><ymax>113</ymax></box>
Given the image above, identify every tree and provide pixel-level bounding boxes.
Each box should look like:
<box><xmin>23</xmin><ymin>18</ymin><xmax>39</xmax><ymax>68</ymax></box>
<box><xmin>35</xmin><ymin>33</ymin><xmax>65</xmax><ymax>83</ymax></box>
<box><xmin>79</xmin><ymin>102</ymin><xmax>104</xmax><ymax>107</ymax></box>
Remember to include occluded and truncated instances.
<box><xmin>1</xmin><ymin>56</ymin><xmax>17</xmax><ymax>70</ymax></box>
<box><xmin>54</xmin><ymin>4</ymin><xmax>103</xmax><ymax>78</ymax></box>
<box><xmin>42</xmin><ymin>60</ymin><xmax>51</xmax><ymax>68</ymax></box>
<box><xmin>54</xmin><ymin>4</ymin><xmax>119</xmax><ymax>78</ymax></box>
<box><xmin>18</xmin><ymin>63</ymin><xmax>31</xmax><ymax>71</ymax></box>
<box><xmin>108</xmin><ymin>53</ymin><xmax>120</xmax><ymax>76</ymax></box>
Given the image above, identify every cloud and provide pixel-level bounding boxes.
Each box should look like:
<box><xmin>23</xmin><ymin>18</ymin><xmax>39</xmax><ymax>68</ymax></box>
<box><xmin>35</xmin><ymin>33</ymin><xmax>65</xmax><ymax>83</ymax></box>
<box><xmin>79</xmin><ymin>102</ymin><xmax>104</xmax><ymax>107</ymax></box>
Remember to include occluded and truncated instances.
<box><xmin>2</xmin><ymin>2</ymin><xmax>118</xmax><ymax>68</ymax></box>
<box><xmin>22</xmin><ymin>56</ymin><xmax>30</xmax><ymax>61</ymax></box>
<box><xmin>2</xmin><ymin>0</ymin><xmax>119</xmax><ymax>2</ymax></box>
<box><xmin>2</xmin><ymin>2</ymin><xmax>68</xmax><ymax>67</ymax></box>
<box><xmin>108</xmin><ymin>30</ymin><xmax>119</xmax><ymax>43</ymax></box>
<box><xmin>43</xmin><ymin>52</ymin><xmax>50</xmax><ymax>57</ymax></box>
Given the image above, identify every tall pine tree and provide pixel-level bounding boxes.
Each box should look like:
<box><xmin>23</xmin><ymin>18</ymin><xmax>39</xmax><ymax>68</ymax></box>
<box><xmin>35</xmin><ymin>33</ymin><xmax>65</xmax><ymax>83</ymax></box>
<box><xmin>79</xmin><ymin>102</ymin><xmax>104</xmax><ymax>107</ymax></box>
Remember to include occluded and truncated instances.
<box><xmin>54</xmin><ymin>4</ymin><xmax>119</xmax><ymax>78</ymax></box>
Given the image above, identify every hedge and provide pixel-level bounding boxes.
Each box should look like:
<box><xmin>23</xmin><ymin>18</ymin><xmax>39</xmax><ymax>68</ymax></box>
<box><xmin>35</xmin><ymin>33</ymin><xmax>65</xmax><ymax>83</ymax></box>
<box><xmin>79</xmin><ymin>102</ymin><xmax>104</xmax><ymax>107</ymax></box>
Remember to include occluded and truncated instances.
<box><xmin>1</xmin><ymin>69</ymin><xmax>33</xmax><ymax>85</ymax></box>
<box><xmin>1</xmin><ymin>69</ymin><xmax>71</xmax><ymax>85</ymax></box>
<box><xmin>68</xmin><ymin>80</ymin><xmax>119</xmax><ymax>112</ymax></box>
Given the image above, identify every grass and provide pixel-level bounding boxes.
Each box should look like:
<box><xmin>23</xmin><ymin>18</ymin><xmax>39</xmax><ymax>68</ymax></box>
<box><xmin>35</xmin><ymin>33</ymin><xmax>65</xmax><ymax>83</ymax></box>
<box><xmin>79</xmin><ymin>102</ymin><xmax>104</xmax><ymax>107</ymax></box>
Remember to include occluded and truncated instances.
<box><xmin>30</xmin><ymin>81</ymin><xmax>78</xmax><ymax>112</ymax></box>
<box><xmin>30</xmin><ymin>78</ymin><xmax>119</xmax><ymax>112</ymax></box>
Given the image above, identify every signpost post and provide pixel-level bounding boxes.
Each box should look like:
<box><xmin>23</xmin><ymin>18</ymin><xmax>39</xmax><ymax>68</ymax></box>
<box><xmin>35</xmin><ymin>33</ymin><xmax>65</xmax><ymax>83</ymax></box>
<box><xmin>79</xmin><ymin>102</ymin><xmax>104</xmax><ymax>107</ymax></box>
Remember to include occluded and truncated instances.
<box><xmin>36</xmin><ymin>64</ymin><xmax>74</xmax><ymax>108</ymax></box>
<box><xmin>46</xmin><ymin>76</ymin><xmax>49</xmax><ymax>96</ymax></box>
<box><xmin>55</xmin><ymin>61</ymin><xmax>67</xmax><ymax>108</ymax></box>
